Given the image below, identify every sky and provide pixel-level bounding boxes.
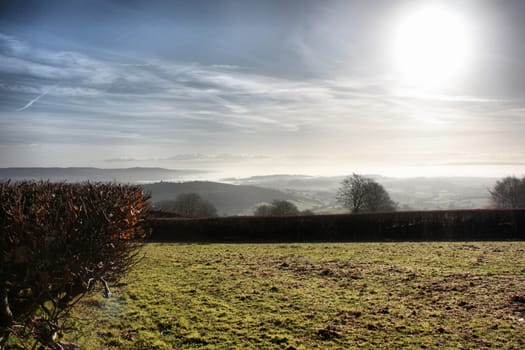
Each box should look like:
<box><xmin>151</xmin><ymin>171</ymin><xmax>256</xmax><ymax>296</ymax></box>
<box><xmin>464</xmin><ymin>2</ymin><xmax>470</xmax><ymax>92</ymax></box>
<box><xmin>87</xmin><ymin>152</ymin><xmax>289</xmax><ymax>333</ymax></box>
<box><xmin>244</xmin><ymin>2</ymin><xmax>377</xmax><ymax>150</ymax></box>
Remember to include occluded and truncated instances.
<box><xmin>1</xmin><ymin>0</ymin><xmax>525</xmax><ymax>179</ymax></box>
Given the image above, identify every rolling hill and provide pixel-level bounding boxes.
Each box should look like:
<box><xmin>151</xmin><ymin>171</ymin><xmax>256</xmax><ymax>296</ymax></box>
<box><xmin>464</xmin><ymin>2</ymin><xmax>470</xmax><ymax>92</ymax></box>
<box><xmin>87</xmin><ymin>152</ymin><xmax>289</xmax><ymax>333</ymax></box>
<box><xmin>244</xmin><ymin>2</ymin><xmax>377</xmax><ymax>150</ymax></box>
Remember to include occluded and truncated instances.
<box><xmin>142</xmin><ymin>181</ymin><xmax>320</xmax><ymax>216</ymax></box>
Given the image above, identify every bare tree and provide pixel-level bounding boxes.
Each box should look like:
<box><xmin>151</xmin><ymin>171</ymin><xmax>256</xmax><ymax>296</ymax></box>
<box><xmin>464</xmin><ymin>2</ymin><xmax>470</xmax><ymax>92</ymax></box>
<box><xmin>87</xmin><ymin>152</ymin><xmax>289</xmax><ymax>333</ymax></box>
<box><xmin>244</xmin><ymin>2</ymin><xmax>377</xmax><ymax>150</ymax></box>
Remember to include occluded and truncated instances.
<box><xmin>336</xmin><ymin>174</ymin><xmax>396</xmax><ymax>213</ymax></box>
<box><xmin>336</xmin><ymin>174</ymin><xmax>369</xmax><ymax>213</ymax></box>
<box><xmin>489</xmin><ymin>176</ymin><xmax>525</xmax><ymax>208</ymax></box>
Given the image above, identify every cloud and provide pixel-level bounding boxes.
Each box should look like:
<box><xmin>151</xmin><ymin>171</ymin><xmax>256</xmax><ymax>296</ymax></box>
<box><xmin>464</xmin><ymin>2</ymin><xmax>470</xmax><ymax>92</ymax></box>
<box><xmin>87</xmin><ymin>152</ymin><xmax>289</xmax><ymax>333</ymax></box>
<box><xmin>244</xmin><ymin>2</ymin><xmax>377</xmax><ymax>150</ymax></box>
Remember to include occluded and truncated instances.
<box><xmin>2</xmin><ymin>31</ymin><xmax>525</xmax><ymax>175</ymax></box>
<box><xmin>105</xmin><ymin>153</ymin><xmax>270</xmax><ymax>163</ymax></box>
<box><xmin>1</xmin><ymin>34</ymin><xmax>338</xmax><ymax>142</ymax></box>
<box><xmin>16</xmin><ymin>86</ymin><xmax>56</xmax><ymax>111</ymax></box>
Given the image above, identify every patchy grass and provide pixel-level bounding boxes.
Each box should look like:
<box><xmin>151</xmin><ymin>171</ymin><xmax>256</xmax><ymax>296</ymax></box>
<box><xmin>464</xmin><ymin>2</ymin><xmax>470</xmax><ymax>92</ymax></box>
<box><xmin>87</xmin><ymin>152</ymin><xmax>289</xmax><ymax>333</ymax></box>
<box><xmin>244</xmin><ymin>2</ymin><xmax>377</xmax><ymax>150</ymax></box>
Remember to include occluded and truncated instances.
<box><xmin>67</xmin><ymin>242</ymin><xmax>525</xmax><ymax>349</ymax></box>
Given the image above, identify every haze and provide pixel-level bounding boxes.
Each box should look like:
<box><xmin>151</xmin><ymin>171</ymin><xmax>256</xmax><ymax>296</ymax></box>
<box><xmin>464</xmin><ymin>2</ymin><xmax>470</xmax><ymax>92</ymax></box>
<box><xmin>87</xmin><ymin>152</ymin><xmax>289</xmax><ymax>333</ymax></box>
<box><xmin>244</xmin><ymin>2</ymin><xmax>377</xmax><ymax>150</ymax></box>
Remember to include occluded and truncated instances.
<box><xmin>1</xmin><ymin>0</ymin><xmax>525</xmax><ymax>180</ymax></box>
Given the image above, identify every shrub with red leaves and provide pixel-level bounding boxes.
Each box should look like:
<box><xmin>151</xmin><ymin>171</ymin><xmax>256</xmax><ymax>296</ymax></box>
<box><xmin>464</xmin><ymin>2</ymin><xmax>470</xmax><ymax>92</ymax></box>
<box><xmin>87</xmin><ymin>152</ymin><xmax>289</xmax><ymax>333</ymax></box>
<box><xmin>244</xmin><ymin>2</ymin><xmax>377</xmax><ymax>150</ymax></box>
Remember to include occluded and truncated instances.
<box><xmin>0</xmin><ymin>182</ymin><xmax>150</xmax><ymax>349</ymax></box>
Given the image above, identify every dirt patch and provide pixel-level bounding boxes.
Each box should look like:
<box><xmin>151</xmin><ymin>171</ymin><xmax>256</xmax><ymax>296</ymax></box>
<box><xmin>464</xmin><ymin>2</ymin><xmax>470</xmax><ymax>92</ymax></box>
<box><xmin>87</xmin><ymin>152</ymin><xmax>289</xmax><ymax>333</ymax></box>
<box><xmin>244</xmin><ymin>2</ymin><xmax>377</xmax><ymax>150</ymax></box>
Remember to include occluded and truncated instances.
<box><xmin>276</xmin><ymin>260</ymin><xmax>362</xmax><ymax>280</ymax></box>
<box><xmin>337</xmin><ymin>309</ymin><xmax>362</xmax><ymax>325</ymax></box>
<box><xmin>421</xmin><ymin>274</ymin><xmax>475</xmax><ymax>293</ymax></box>
<box><xmin>317</xmin><ymin>325</ymin><xmax>343</xmax><ymax>340</ymax></box>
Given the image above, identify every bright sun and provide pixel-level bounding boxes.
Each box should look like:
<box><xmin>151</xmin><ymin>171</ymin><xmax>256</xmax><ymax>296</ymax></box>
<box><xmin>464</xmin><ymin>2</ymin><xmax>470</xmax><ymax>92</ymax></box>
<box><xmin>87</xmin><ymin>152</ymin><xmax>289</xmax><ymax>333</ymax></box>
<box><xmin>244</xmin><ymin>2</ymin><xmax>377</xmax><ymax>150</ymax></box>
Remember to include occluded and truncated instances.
<box><xmin>392</xmin><ymin>5</ymin><xmax>472</xmax><ymax>89</ymax></box>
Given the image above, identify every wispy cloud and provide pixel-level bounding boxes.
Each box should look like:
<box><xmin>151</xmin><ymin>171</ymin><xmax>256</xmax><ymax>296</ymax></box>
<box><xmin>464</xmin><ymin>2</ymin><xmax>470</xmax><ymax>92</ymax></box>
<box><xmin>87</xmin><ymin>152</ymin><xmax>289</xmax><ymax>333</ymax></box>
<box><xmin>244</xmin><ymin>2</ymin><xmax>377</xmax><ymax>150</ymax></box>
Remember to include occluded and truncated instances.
<box><xmin>2</xmin><ymin>29</ymin><xmax>525</xmax><ymax>177</ymax></box>
<box><xmin>16</xmin><ymin>86</ymin><xmax>56</xmax><ymax>111</ymax></box>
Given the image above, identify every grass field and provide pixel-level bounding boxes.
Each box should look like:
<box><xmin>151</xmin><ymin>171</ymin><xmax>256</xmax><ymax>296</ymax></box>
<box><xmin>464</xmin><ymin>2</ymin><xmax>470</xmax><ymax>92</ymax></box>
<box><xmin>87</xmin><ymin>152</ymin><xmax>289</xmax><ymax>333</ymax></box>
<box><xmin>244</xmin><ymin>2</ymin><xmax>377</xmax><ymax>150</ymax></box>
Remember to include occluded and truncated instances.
<box><xmin>67</xmin><ymin>242</ymin><xmax>525</xmax><ymax>349</ymax></box>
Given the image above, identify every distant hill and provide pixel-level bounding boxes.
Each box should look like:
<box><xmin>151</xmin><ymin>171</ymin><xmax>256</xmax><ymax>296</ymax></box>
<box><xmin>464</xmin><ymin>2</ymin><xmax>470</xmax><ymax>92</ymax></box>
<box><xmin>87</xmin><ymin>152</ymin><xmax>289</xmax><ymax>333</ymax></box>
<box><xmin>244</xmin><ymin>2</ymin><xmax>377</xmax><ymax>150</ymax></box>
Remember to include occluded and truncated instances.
<box><xmin>225</xmin><ymin>174</ymin><xmax>497</xmax><ymax>211</ymax></box>
<box><xmin>142</xmin><ymin>181</ymin><xmax>319</xmax><ymax>216</ymax></box>
<box><xmin>0</xmin><ymin>167</ymin><xmax>200</xmax><ymax>183</ymax></box>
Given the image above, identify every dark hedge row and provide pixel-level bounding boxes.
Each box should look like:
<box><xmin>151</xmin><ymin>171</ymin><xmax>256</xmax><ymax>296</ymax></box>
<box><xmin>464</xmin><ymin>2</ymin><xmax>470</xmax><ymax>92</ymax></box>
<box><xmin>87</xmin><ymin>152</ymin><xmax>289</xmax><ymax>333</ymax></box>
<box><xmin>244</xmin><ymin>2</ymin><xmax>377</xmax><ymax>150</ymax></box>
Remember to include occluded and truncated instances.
<box><xmin>148</xmin><ymin>209</ymin><xmax>525</xmax><ymax>242</ymax></box>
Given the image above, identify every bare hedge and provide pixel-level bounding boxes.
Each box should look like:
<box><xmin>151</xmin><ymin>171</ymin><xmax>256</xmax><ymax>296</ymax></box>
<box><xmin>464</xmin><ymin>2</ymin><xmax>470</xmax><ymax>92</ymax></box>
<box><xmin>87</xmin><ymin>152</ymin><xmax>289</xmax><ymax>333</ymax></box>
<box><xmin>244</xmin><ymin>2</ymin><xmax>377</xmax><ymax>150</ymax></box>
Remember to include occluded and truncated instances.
<box><xmin>0</xmin><ymin>182</ymin><xmax>150</xmax><ymax>349</ymax></box>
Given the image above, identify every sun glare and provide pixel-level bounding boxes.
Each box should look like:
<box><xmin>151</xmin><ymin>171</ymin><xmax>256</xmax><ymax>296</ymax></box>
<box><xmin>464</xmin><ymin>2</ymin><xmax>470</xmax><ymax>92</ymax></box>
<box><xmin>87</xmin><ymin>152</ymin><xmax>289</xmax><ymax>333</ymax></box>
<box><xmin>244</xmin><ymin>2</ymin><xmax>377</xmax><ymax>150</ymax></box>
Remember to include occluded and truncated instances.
<box><xmin>392</xmin><ymin>5</ymin><xmax>472</xmax><ymax>89</ymax></box>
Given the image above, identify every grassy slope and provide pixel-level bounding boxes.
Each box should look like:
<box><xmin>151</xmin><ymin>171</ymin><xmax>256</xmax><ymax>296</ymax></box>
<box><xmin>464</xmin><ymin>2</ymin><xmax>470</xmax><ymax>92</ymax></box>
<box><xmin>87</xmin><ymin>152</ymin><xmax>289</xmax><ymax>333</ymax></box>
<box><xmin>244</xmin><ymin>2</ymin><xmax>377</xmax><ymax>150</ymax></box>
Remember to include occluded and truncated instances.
<box><xmin>68</xmin><ymin>243</ymin><xmax>525</xmax><ymax>349</ymax></box>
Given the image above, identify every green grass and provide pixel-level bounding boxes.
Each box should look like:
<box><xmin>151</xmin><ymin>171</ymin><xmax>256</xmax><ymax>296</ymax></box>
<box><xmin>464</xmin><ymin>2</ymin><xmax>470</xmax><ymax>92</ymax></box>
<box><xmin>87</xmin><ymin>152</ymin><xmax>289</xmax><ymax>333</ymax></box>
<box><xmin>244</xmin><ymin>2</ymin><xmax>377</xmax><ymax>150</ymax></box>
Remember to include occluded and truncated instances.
<box><xmin>67</xmin><ymin>242</ymin><xmax>525</xmax><ymax>349</ymax></box>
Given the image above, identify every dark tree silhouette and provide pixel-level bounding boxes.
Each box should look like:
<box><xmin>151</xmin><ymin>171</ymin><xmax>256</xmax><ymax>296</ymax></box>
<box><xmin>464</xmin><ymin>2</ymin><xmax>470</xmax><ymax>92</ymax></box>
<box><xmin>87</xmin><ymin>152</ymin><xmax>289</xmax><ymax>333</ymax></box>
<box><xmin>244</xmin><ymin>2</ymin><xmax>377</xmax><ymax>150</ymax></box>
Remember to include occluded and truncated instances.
<box><xmin>254</xmin><ymin>200</ymin><xmax>300</xmax><ymax>216</ymax></box>
<box><xmin>254</xmin><ymin>204</ymin><xmax>273</xmax><ymax>216</ymax></box>
<box><xmin>489</xmin><ymin>176</ymin><xmax>525</xmax><ymax>208</ymax></box>
<box><xmin>336</xmin><ymin>174</ymin><xmax>396</xmax><ymax>213</ymax></box>
<box><xmin>158</xmin><ymin>193</ymin><xmax>217</xmax><ymax>217</ymax></box>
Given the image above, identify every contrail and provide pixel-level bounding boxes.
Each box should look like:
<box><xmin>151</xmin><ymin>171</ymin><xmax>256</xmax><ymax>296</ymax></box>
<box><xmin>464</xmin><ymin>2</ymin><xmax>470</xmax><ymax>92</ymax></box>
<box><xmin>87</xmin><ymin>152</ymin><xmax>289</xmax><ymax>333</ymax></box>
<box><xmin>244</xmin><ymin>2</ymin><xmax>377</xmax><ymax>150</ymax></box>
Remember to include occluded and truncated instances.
<box><xmin>17</xmin><ymin>89</ymin><xmax>51</xmax><ymax>112</ymax></box>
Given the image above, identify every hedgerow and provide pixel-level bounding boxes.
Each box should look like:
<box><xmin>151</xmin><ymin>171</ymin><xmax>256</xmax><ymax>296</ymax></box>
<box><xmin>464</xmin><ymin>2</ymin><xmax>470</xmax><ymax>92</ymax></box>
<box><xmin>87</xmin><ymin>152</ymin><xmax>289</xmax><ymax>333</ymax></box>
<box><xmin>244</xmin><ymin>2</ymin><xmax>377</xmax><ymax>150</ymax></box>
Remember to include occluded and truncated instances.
<box><xmin>148</xmin><ymin>209</ymin><xmax>525</xmax><ymax>242</ymax></box>
<box><xmin>0</xmin><ymin>182</ymin><xmax>150</xmax><ymax>349</ymax></box>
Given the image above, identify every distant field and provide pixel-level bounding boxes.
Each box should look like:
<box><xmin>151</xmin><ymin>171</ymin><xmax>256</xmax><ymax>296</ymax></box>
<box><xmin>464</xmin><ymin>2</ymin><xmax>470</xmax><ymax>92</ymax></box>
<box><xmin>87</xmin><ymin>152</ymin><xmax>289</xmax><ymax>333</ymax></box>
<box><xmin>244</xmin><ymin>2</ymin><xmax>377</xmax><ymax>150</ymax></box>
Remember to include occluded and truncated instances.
<box><xmin>68</xmin><ymin>243</ymin><xmax>525</xmax><ymax>349</ymax></box>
